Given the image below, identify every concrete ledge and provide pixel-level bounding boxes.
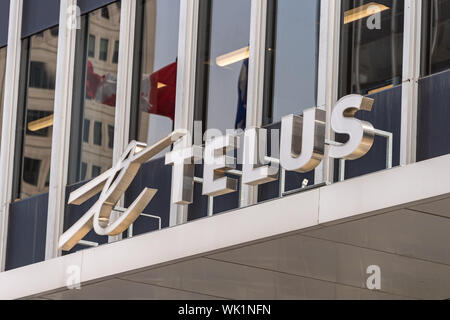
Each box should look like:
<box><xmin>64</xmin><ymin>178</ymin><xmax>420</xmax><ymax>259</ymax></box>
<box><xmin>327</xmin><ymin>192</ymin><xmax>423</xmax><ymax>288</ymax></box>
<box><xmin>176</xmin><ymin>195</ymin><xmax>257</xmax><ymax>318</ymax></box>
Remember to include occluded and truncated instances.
<box><xmin>0</xmin><ymin>154</ymin><xmax>449</xmax><ymax>299</ymax></box>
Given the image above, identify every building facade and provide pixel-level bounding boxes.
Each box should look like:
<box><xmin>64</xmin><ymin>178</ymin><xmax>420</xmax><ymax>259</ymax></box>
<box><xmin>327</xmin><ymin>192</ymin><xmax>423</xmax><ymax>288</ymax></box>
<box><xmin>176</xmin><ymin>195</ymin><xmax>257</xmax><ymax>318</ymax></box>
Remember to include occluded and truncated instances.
<box><xmin>0</xmin><ymin>0</ymin><xmax>449</xmax><ymax>300</ymax></box>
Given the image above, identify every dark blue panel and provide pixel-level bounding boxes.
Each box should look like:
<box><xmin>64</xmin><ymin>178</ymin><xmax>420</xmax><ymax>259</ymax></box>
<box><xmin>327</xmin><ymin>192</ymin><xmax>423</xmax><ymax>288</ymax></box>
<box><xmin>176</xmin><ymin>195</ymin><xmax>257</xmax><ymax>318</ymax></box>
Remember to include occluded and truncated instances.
<box><xmin>78</xmin><ymin>0</ymin><xmax>118</xmax><ymax>14</ymax></box>
<box><xmin>188</xmin><ymin>164</ymin><xmax>208</xmax><ymax>221</ymax></box>
<box><xmin>213</xmin><ymin>164</ymin><xmax>241</xmax><ymax>215</ymax></box>
<box><xmin>21</xmin><ymin>0</ymin><xmax>119</xmax><ymax>39</ymax></box>
<box><xmin>63</xmin><ymin>182</ymin><xmax>108</xmax><ymax>255</ymax></box>
<box><xmin>258</xmin><ymin>122</ymin><xmax>315</xmax><ymax>203</ymax></box>
<box><xmin>5</xmin><ymin>193</ymin><xmax>48</xmax><ymax>270</ymax></box>
<box><xmin>337</xmin><ymin>85</ymin><xmax>402</xmax><ymax>180</ymax></box>
<box><xmin>417</xmin><ymin>69</ymin><xmax>450</xmax><ymax>161</ymax></box>
<box><xmin>124</xmin><ymin>157</ymin><xmax>172</xmax><ymax>236</ymax></box>
<box><xmin>22</xmin><ymin>0</ymin><xmax>60</xmax><ymax>38</ymax></box>
<box><xmin>0</xmin><ymin>1</ymin><xmax>10</xmax><ymax>47</ymax></box>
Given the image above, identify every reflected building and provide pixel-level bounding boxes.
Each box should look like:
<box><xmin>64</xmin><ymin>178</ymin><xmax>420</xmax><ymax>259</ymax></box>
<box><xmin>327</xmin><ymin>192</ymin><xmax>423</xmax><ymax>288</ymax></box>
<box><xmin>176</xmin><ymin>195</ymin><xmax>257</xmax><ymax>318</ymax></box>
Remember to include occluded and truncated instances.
<box><xmin>78</xmin><ymin>3</ymin><xmax>121</xmax><ymax>182</ymax></box>
<box><xmin>19</xmin><ymin>27</ymin><xmax>58</xmax><ymax>199</ymax></box>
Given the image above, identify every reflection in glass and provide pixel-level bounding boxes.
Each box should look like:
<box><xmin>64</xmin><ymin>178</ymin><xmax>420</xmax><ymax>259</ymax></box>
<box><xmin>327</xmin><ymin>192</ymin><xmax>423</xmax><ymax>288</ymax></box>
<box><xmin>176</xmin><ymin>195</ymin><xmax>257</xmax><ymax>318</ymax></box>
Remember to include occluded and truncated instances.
<box><xmin>0</xmin><ymin>46</ymin><xmax>6</xmax><ymax>151</ymax></box>
<box><xmin>339</xmin><ymin>0</ymin><xmax>404</xmax><ymax>97</ymax></box>
<box><xmin>19</xmin><ymin>27</ymin><xmax>58</xmax><ymax>199</ymax></box>
<box><xmin>264</xmin><ymin>0</ymin><xmax>320</xmax><ymax>125</ymax></box>
<box><xmin>421</xmin><ymin>0</ymin><xmax>450</xmax><ymax>76</ymax></box>
<box><xmin>69</xmin><ymin>3</ymin><xmax>121</xmax><ymax>184</ymax></box>
<box><xmin>130</xmin><ymin>0</ymin><xmax>180</xmax><ymax>157</ymax></box>
<box><xmin>195</xmin><ymin>0</ymin><xmax>252</xmax><ymax>133</ymax></box>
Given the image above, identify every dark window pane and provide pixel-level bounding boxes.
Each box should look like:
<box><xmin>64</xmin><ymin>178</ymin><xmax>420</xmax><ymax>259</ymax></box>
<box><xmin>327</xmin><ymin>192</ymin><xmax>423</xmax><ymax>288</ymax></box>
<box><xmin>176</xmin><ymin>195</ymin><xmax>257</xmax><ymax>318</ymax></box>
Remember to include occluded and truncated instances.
<box><xmin>29</xmin><ymin>61</ymin><xmax>55</xmax><ymax>89</ymax></box>
<box><xmin>108</xmin><ymin>124</ymin><xmax>114</xmax><ymax>149</ymax></box>
<box><xmin>421</xmin><ymin>0</ymin><xmax>450</xmax><ymax>76</ymax></box>
<box><xmin>112</xmin><ymin>40</ymin><xmax>119</xmax><ymax>64</ymax></box>
<box><xmin>339</xmin><ymin>0</ymin><xmax>404</xmax><ymax>96</ymax></box>
<box><xmin>93</xmin><ymin>121</ymin><xmax>102</xmax><ymax>146</ymax></box>
<box><xmin>101</xmin><ymin>7</ymin><xmax>110</xmax><ymax>19</ymax></box>
<box><xmin>81</xmin><ymin>162</ymin><xmax>87</xmax><ymax>181</ymax></box>
<box><xmin>88</xmin><ymin>34</ymin><xmax>95</xmax><ymax>58</ymax></box>
<box><xmin>99</xmin><ymin>38</ymin><xmax>109</xmax><ymax>61</ymax></box>
<box><xmin>26</xmin><ymin>110</ymin><xmax>52</xmax><ymax>137</ymax></box>
<box><xmin>23</xmin><ymin>158</ymin><xmax>41</xmax><ymax>186</ymax></box>
<box><xmin>83</xmin><ymin>119</ymin><xmax>90</xmax><ymax>143</ymax></box>
<box><xmin>92</xmin><ymin>165</ymin><xmax>101</xmax><ymax>178</ymax></box>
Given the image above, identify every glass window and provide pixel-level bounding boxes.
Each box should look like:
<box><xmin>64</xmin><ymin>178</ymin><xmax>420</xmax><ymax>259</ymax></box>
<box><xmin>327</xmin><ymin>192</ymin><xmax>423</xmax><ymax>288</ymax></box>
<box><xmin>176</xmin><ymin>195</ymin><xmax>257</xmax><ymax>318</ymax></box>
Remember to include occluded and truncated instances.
<box><xmin>23</xmin><ymin>158</ymin><xmax>41</xmax><ymax>186</ymax></box>
<box><xmin>83</xmin><ymin>118</ymin><xmax>90</xmax><ymax>142</ymax></box>
<box><xmin>99</xmin><ymin>38</ymin><xmax>109</xmax><ymax>61</ymax></box>
<box><xmin>112</xmin><ymin>40</ymin><xmax>119</xmax><ymax>64</ymax></box>
<box><xmin>93</xmin><ymin>121</ymin><xmax>102</xmax><ymax>146</ymax></box>
<box><xmin>81</xmin><ymin>162</ymin><xmax>87</xmax><ymax>181</ymax></box>
<box><xmin>68</xmin><ymin>2</ymin><xmax>120</xmax><ymax>184</ymax></box>
<box><xmin>0</xmin><ymin>46</ymin><xmax>5</xmax><ymax>151</ymax></box>
<box><xmin>129</xmin><ymin>0</ymin><xmax>180</xmax><ymax>158</ymax></box>
<box><xmin>421</xmin><ymin>0</ymin><xmax>450</xmax><ymax>76</ymax></box>
<box><xmin>195</xmin><ymin>0</ymin><xmax>252</xmax><ymax>133</ymax></box>
<box><xmin>101</xmin><ymin>7</ymin><xmax>110</xmax><ymax>20</ymax></box>
<box><xmin>88</xmin><ymin>34</ymin><xmax>96</xmax><ymax>58</ymax></box>
<box><xmin>417</xmin><ymin>0</ymin><xmax>450</xmax><ymax>162</ymax></box>
<box><xmin>335</xmin><ymin>1</ymin><xmax>404</xmax><ymax>182</ymax></box>
<box><xmin>263</xmin><ymin>0</ymin><xmax>320</xmax><ymax>124</ymax></box>
<box><xmin>16</xmin><ymin>27</ymin><xmax>58</xmax><ymax>199</ymax></box>
<box><xmin>107</xmin><ymin>124</ymin><xmax>114</xmax><ymax>149</ymax></box>
<box><xmin>339</xmin><ymin>0</ymin><xmax>404</xmax><ymax>96</ymax></box>
<box><xmin>92</xmin><ymin>165</ymin><xmax>101</xmax><ymax>178</ymax></box>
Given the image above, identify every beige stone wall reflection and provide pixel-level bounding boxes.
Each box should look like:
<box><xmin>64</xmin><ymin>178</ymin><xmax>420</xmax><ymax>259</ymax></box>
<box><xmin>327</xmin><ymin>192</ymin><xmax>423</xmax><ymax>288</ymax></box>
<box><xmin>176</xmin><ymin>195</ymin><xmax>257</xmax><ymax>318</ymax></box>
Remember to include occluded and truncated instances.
<box><xmin>136</xmin><ymin>0</ymin><xmax>156</xmax><ymax>143</ymax></box>
<box><xmin>80</xmin><ymin>3</ymin><xmax>120</xmax><ymax>181</ymax></box>
<box><xmin>21</xmin><ymin>28</ymin><xmax>58</xmax><ymax>199</ymax></box>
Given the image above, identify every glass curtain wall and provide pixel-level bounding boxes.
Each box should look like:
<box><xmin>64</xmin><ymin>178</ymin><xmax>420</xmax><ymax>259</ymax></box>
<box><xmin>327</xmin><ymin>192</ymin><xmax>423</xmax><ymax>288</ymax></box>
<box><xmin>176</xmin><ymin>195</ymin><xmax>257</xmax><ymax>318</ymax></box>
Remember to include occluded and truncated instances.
<box><xmin>339</xmin><ymin>0</ymin><xmax>404</xmax><ymax>96</ymax></box>
<box><xmin>263</xmin><ymin>0</ymin><xmax>320</xmax><ymax>125</ymax></box>
<box><xmin>0</xmin><ymin>47</ymin><xmax>6</xmax><ymax>150</ymax></box>
<box><xmin>14</xmin><ymin>27</ymin><xmax>59</xmax><ymax>200</ymax></box>
<box><xmin>257</xmin><ymin>0</ymin><xmax>321</xmax><ymax>203</ymax></box>
<box><xmin>68</xmin><ymin>2</ymin><xmax>121</xmax><ymax>184</ymax></box>
<box><xmin>195</xmin><ymin>0</ymin><xmax>252</xmax><ymax>134</ymax></box>
<box><xmin>421</xmin><ymin>0</ymin><xmax>450</xmax><ymax>76</ymax></box>
<box><xmin>129</xmin><ymin>0</ymin><xmax>180</xmax><ymax>156</ymax></box>
<box><xmin>417</xmin><ymin>0</ymin><xmax>450</xmax><ymax>161</ymax></box>
<box><xmin>336</xmin><ymin>0</ymin><xmax>404</xmax><ymax>181</ymax></box>
<box><xmin>189</xmin><ymin>0</ymin><xmax>252</xmax><ymax>220</ymax></box>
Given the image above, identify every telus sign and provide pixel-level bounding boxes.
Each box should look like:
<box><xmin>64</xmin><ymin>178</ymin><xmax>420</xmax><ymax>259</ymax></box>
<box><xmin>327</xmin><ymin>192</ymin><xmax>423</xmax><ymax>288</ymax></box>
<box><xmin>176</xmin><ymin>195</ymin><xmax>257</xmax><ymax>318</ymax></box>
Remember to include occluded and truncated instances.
<box><xmin>59</xmin><ymin>95</ymin><xmax>375</xmax><ymax>251</ymax></box>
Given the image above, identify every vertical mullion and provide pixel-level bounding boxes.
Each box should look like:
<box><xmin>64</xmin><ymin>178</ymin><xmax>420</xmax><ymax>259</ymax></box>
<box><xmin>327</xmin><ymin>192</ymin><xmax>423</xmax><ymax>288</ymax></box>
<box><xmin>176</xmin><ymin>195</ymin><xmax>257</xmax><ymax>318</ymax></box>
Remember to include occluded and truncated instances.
<box><xmin>0</xmin><ymin>0</ymin><xmax>24</xmax><ymax>271</ymax></box>
<box><xmin>242</xmin><ymin>0</ymin><xmax>268</xmax><ymax>207</ymax></box>
<box><xmin>400</xmin><ymin>0</ymin><xmax>421</xmax><ymax>165</ymax></box>
<box><xmin>315</xmin><ymin>0</ymin><xmax>341</xmax><ymax>185</ymax></box>
<box><xmin>109</xmin><ymin>0</ymin><xmax>137</xmax><ymax>243</ymax></box>
<box><xmin>169</xmin><ymin>0</ymin><xmax>199</xmax><ymax>226</ymax></box>
<box><xmin>113</xmin><ymin>0</ymin><xmax>137</xmax><ymax>162</ymax></box>
<box><xmin>45</xmin><ymin>0</ymin><xmax>78</xmax><ymax>260</ymax></box>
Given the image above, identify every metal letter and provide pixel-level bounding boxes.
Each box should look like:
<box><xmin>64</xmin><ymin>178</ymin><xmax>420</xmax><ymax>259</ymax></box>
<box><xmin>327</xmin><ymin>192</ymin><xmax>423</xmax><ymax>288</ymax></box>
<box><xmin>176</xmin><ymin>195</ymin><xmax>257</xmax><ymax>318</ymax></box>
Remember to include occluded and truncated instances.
<box><xmin>242</xmin><ymin>128</ymin><xmax>278</xmax><ymax>186</ymax></box>
<box><xmin>165</xmin><ymin>145</ymin><xmax>203</xmax><ymax>205</ymax></box>
<box><xmin>329</xmin><ymin>95</ymin><xmax>375</xmax><ymax>160</ymax></box>
<box><xmin>280</xmin><ymin>108</ymin><xmax>326</xmax><ymax>173</ymax></box>
<box><xmin>202</xmin><ymin>135</ymin><xmax>239</xmax><ymax>197</ymax></box>
<box><xmin>59</xmin><ymin>130</ymin><xmax>186</xmax><ymax>251</ymax></box>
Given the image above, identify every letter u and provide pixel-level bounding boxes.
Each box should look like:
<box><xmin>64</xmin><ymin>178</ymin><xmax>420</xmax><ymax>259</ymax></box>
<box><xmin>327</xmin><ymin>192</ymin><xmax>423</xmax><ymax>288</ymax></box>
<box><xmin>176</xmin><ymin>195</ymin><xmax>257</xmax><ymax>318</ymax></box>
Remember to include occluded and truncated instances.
<box><xmin>280</xmin><ymin>108</ymin><xmax>326</xmax><ymax>173</ymax></box>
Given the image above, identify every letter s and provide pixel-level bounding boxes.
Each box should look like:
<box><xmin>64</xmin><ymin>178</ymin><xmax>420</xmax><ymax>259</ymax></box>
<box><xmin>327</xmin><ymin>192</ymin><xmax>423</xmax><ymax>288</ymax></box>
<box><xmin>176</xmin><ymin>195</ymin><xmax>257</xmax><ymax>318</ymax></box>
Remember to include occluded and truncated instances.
<box><xmin>329</xmin><ymin>95</ymin><xmax>375</xmax><ymax>160</ymax></box>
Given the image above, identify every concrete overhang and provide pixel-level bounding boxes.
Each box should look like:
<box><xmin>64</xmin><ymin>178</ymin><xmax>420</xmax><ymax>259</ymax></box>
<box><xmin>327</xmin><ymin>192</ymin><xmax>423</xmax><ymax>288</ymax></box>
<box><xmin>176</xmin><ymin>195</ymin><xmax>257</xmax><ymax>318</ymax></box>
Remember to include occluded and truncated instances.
<box><xmin>1</xmin><ymin>155</ymin><xmax>450</xmax><ymax>300</ymax></box>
